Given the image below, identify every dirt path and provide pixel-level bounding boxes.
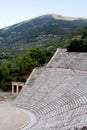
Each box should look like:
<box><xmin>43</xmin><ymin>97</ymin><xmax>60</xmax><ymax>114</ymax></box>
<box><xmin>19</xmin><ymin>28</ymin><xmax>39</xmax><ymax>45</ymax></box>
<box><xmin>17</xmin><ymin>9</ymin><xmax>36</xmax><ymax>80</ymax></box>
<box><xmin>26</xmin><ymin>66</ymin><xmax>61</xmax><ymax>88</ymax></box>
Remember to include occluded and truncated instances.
<box><xmin>0</xmin><ymin>101</ymin><xmax>29</xmax><ymax>130</ymax></box>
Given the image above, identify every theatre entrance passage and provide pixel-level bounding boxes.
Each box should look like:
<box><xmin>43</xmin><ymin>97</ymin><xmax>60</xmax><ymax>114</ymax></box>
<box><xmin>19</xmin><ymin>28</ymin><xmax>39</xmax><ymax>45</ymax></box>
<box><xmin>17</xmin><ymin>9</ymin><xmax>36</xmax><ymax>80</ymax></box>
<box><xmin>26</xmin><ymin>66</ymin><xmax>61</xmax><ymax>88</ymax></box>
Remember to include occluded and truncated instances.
<box><xmin>12</xmin><ymin>82</ymin><xmax>25</xmax><ymax>94</ymax></box>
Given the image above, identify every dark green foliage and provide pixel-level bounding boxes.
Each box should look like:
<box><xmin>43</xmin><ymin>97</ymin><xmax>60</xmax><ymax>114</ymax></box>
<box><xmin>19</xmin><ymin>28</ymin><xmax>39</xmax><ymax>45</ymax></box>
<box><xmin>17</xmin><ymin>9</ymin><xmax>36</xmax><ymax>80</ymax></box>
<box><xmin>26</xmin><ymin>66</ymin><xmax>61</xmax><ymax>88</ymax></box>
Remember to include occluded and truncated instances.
<box><xmin>0</xmin><ymin>68</ymin><xmax>3</xmax><ymax>80</ymax></box>
<box><xmin>17</xmin><ymin>54</ymin><xmax>37</xmax><ymax>75</ymax></box>
<box><xmin>15</xmin><ymin>77</ymin><xmax>26</xmax><ymax>82</ymax></box>
<box><xmin>82</xmin><ymin>26</ymin><xmax>87</xmax><ymax>39</ymax></box>
<box><xmin>67</xmin><ymin>40</ymin><xmax>83</xmax><ymax>52</ymax></box>
<box><xmin>67</xmin><ymin>27</ymin><xmax>87</xmax><ymax>52</ymax></box>
<box><xmin>82</xmin><ymin>31</ymin><xmax>87</xmax><ymax>39</ymax></box>
<box><xmin>1</xmin><ymin>80</ymin><xmax>11</xmax><ymax>91</ymax></box>
<box><xmin>29</xmin><ymin>48</ymin><xmax>46</xmax><ymax>65</ymax></box>
<box><xmin>0</xmin><ymin>47</ymin><xmax>53</xmax><ymax>91</ymax></box>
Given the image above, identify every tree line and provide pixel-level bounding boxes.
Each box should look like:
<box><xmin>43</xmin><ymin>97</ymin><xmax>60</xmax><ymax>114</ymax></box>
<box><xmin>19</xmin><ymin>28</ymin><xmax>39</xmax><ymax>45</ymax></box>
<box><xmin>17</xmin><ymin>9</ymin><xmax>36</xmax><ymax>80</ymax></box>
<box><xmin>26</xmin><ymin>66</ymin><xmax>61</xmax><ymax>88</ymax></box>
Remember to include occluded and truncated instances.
<box><xmin>0</xmin><ymin>47</ymin><xmax>53</xmax><ymax>91</ymax></box>
<box><xmin>67</xmin><ymin>26</ymin><xmax>87</xmax><ymax>52</ymax></box>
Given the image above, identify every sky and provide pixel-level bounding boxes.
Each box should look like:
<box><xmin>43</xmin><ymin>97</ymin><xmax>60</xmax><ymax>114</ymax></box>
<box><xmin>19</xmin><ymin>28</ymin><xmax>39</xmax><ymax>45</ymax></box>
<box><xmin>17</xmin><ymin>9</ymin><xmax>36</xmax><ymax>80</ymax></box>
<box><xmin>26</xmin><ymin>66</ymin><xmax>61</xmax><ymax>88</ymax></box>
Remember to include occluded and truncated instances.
<box><xmin>0</xmin><ymin>0</ymin><xmax>87</xmax><ymax>28</ymax></box>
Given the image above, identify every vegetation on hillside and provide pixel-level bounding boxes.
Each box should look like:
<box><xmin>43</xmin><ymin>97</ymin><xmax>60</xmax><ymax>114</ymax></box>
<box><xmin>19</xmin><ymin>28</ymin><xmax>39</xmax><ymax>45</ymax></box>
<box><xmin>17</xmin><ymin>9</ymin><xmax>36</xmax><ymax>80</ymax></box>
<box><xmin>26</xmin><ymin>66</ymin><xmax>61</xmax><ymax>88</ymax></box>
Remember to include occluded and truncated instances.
<box><xmin>67</xmin><ymin>26</ymin><xmax>87</xmax><ymax>52</ymax></box>
<box><xmin>0</xmin><ymin>47</ymin><xmax>53</xmax><ymax>91</ymax></box>
<box><xmin>0</xmin><ymin>14</ymin><xmax>87</xmax><ymax>56</ymax></box>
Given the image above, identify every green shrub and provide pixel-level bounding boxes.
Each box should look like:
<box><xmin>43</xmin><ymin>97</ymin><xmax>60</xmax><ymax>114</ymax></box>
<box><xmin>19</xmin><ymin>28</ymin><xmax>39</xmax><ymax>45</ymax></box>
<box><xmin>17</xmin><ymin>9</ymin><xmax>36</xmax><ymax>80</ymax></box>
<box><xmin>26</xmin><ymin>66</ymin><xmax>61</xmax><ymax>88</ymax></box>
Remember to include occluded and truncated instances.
<box><xmin>1</xmin><ymin>80</ymin><xmax>11</xmax><ymax>91</ymax></box>
<box><xmin>67</xmin><ymin>40</ymin><xmax>87</xmax><ymax>52</ymax></box>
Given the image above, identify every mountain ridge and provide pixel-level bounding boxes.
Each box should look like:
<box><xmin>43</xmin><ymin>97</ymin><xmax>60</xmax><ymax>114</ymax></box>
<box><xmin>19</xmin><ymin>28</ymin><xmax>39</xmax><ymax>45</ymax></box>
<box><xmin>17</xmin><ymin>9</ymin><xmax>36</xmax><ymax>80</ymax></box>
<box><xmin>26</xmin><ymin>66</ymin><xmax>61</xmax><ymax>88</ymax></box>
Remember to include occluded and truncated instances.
<box><xmin>1</xmin><ymin>13</ymin><xmax>87</xmax><ymax>30</ymax></box>
<box><xmin>0</xmin><ymin>13</ymin><xmax>87</xmax><ymax>56</ymax></box>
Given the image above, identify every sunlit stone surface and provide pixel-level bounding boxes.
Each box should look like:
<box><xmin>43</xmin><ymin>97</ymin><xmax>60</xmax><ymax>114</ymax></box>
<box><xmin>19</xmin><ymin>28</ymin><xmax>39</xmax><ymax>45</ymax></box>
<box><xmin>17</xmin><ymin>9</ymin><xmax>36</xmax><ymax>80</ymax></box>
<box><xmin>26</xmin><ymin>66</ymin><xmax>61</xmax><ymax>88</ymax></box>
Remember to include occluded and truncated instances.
<box><xmin>15</xmin><ymin>49</ymin><xmax>87</xmax><ymax>130</ymax></box>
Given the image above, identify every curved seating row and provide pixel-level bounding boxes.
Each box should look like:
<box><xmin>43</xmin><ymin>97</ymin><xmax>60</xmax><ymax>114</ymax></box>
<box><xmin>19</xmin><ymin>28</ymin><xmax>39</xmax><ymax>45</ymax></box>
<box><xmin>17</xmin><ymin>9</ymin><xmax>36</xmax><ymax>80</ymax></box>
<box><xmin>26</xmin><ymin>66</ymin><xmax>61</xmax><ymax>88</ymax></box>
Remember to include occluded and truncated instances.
<box><xmin>14</xmin><ymin>49</ymin><xmax>87</xmax><ymax>130</ymax></box>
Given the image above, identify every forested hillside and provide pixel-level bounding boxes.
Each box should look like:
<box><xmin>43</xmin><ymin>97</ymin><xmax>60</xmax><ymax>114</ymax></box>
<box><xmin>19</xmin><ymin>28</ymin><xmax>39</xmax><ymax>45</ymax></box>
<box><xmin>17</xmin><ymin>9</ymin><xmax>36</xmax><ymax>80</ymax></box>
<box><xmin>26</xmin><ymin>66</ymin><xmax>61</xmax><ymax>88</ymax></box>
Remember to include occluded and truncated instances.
<box><xmin>0</xmin><ymin>14</ymin><xmax>87</xmax><ymax>57</ymax></box>
<box><xmin>67</xmin><ymin>26</ymin><xmax>87</xmax><ymax>52</ymax></box>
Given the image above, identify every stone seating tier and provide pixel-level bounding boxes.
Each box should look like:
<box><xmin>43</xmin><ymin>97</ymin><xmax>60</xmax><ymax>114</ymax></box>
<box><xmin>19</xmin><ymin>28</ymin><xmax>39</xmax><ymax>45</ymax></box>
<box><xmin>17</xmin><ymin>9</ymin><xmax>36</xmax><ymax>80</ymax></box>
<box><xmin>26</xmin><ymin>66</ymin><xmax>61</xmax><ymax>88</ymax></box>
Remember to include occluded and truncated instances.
<box><xmin>14</xmin><ymin>49</ymin><xmax>87</xmax><ymax>130</ymax></box>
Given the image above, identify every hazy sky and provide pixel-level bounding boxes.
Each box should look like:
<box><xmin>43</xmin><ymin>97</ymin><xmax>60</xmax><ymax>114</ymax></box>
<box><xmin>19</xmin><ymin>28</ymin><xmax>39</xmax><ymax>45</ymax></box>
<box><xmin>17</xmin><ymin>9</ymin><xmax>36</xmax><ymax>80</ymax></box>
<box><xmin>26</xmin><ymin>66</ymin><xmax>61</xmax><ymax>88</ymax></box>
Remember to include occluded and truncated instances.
<box><xmin>0</xmin><ymin>0</ymin><xmax>87</xmax><ymax>28</ymax></box>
